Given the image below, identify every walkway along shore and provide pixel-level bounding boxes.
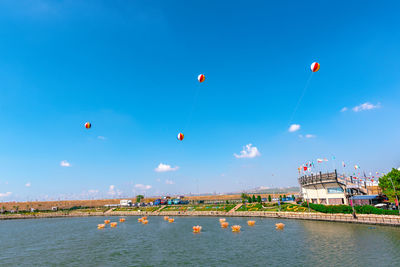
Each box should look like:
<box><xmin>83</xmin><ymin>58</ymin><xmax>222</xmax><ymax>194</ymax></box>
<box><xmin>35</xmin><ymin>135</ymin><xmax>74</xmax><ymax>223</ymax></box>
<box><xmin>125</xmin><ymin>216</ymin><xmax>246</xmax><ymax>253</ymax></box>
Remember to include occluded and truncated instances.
<box><xmin>1</xmin><ymin>210</ymin><xmax>400</xmax><ymax>227</ymax></box>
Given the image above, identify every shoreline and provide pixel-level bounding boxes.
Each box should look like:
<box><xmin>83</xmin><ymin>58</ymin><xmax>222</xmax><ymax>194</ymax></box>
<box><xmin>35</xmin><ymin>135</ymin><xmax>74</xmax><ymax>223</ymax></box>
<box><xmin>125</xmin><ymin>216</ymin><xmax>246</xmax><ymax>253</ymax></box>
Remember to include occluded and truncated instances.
<box><xmin>1</xmin><ymin>211</ymin><xmax>399</xmax><ymax>227</ymax></box>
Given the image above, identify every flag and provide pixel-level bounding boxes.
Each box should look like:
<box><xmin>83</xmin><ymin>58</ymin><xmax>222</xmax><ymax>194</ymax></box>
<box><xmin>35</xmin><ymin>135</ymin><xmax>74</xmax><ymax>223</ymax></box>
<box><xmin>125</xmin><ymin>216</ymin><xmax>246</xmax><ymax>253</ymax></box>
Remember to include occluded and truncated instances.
<box><xmin>342</xmin><ymin>161</ymin><xmax>346</xmax><ymax>167</ymax></box>
<box><xmin>303</xmin><ymin>166</ymin><xmax>308</xmax><ymax>171</ymax></box>
<box><xmin>396</xmin><ymin>198</ymin><xmax>399</xmax><ymax>207</ymax></box>
<box><xmin>317</xmin><ymin>159</ymin><xmax>323</xmax><ymax>163</ymax></box>
<box><xmin>324</xmin><ymin>158</ymin><xmax>328</xmax><ymax>162</ymax></box>
<box><xmin>354</xmin><ymin>165</ymin><xmax>359</xmax><ymax>170</ymax></box>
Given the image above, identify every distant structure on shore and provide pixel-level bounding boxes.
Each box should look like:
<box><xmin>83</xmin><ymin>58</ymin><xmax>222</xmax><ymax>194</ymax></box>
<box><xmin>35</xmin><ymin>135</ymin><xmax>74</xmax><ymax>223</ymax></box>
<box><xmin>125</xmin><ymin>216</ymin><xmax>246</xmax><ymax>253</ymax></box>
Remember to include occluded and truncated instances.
<box><xmin>299</xmin><ymin>170</ymin><xmax>382</xmax><ymax>205</ymax></box>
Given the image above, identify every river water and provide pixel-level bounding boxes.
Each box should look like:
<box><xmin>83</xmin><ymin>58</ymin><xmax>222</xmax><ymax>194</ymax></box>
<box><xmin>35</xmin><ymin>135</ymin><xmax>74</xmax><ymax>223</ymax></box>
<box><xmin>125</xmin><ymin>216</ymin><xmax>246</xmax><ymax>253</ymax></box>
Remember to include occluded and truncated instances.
<box><xmin>0</xmin><ymin>216</ymin><xmax>399</xmax><ymax>266</ymax></box>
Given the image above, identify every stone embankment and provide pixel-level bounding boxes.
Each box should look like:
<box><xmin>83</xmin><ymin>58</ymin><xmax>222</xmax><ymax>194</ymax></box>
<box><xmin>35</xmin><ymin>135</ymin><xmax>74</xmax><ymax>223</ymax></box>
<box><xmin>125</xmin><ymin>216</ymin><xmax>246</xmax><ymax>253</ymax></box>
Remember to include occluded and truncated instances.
<box><xmin>1</xmin><ymin>211</ymin><xmax>400</xmax><ymax>227</ymax></box>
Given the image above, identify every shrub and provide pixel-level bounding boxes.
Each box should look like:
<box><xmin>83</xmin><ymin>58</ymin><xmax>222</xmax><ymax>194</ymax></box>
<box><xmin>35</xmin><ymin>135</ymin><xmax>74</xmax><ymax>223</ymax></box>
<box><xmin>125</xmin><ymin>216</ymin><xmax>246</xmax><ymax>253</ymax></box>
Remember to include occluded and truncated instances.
<box><xmin>355</xmin><ymin>205</ymin><xmax>399</xmax><ymax>215</ymax></box>
<box><xmin>309</xmin><ymin>203</ymin><xmax>399</xmax><ymax>215</ymax></box>
<box><xmin>308</xmin><ymin>203</ymin><xmax>352</xmax><ymax>214</ymax></box>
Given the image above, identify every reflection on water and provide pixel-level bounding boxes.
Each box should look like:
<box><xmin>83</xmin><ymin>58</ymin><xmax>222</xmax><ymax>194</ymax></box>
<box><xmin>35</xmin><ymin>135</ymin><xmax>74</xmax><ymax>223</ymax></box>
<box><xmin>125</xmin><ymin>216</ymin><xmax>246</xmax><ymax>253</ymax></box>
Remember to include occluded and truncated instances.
<box><xmin>0</xmin><ymin>217</ymin><xmax>399</xmax><ymax>266</ymax></box>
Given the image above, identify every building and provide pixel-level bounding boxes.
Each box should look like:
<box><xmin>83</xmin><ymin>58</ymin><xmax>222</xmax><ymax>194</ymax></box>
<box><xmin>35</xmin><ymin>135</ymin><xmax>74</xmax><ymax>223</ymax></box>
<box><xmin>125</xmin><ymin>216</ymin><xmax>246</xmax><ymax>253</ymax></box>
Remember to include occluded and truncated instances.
<box><xmin>120</xmin><ymin>199</ymin><xmax>132</xmax><ymax>207</ymax></box>
<box><xmin>350</xmin><ymin>195</ymin><xmax>385</xmax><ymax>206</ymax></box>
<box><xmin>299</xmin><ymin>171</ymin><xmax>349</xmax><ymax>205</ymax></box>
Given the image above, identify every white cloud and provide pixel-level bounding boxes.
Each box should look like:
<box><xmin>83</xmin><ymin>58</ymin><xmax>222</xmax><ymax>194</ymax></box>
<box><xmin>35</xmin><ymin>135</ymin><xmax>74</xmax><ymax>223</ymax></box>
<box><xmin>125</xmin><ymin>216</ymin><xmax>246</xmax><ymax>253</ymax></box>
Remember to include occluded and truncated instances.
<box><xmin>352</xmin><ymin>102</ymin><xmax>380</xmax><ymax>112</ymax></box>
<box><xmin>88</xmin><ymin>189</ymin><xmax>99</xmax><ymax>194</ymax></box>
<box><xmin>155</xmin><ymin>163</ymin><xmax>179</xmax><ymax>172</ymax></box>
<box><xmin>305</xmin><ymin>134</ymin><xmax>316</xmax><ymax>138</ymax></box>
<box><xmin>288</xmin><ymin>124</ymin><xmax>301</xmax><ymax>132</ymax></box>
<box><xmin>234</xmin><ymin>144</ymin><xmax>261</xmax><ymax>159</ymax></box>
<box><xmin>25</xmin><ymin>182</ymin><xmax>31</xmax><ymax>187</ymax></box>
<box><xmin>341</xmin><ymin>107</ymin><xmax>348</xmax><ymax>112</ymax></box>
<box><xmin>165</xmin><ymin>179</ymin><xmax>175</xmax><ymax>185</ymax></box>
<box><xmin>107</xmin><ymin>185</ymin><xmax>121</xmax><ymax>196</ymax></box>
<box><xmin>60</xmin><ymin>160</ymin><xmax>71</xmax><ymax>167</ymax></box>
<box><xmin>98</xmin><ymin>136</ymin><xmax>106</xmax><ymax>140</ymax></box>
<box><xmin>135</xmin><ymin>184</ymin><xmax>152</xmax><ymax>190</ymax></box>
<box><xmin>258</xmin><ymin>186</ymin><xmax>270</xmax><ymax>190</ymax></box>
<box><xmin>0</xmin><ymin>192</ymin><xmax>12</xmax><ymax>198</ymax></box>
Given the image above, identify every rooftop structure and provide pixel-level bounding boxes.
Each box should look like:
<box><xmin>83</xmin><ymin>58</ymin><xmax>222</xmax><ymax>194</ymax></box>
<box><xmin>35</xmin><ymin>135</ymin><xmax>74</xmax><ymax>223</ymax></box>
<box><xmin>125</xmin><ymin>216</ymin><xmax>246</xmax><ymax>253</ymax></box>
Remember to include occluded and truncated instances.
<box><xmin>299</xmin><ymin>170</ymin><xmax>380</xmax><ymax>205</ymax></box>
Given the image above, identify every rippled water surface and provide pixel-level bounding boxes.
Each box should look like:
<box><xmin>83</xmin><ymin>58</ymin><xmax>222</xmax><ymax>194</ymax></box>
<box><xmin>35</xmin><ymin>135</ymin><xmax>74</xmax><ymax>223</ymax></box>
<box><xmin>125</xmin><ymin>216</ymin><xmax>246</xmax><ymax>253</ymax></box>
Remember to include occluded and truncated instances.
<box><xmin>1</xmin><ymin>216</ymin><xmax>399</xmax><ymax>266</ymax></box>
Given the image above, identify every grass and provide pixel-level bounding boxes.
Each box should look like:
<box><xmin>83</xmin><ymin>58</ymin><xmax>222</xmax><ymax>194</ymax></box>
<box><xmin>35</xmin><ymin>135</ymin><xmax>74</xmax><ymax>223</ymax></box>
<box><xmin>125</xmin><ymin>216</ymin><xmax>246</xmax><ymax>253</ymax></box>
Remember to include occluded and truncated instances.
<box><xmin>114</xmin><ymin>206</ymin><xmax>160</xmax><ymax>212</ymax></box>
<box><xmin>191</xmin><ymin>204</ymin><xmax>235</xmax><ymax>212</ymax></box>
<box><xmin>162</xmin><ymin>206</ymin><xmax>189</xmax><ymax>211</ymax></box>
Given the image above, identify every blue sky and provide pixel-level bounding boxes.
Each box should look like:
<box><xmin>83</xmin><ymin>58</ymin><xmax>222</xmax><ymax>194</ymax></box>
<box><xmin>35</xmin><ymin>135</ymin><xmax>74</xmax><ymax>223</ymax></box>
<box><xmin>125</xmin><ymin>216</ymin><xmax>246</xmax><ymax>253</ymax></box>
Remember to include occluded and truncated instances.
<box><xmin>0</xmin><ymin>0</ymin><xmax>399</xmax><ymax>201</ymax></box>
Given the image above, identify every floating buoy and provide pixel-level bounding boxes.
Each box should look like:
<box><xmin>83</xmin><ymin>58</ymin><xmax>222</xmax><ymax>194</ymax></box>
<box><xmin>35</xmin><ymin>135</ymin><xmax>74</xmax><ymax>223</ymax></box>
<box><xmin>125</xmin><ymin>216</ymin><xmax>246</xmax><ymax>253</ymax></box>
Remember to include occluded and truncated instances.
<box><xmin>138</xmin><ymin>218</ymin><xmax>143</xmax><ymax>223</ymax></box>
<box><xmin>177</xmin><ymin>133</ymin><xmax>184</xmax><ymax>141</ymax></box>
<box><xmin>310</xmin><ymin>62</ymin><xmax>320</xmax><ymax>72</ymax></box>
<box><xmin>97</xmin><ymin>224</ymin><xmax>105</xmax><ymax>229</ymax></box>
<box><xmin>247</xmin><ymin>220</ymin><xmax>255</xmax><ymax>226</ymax></box>
<box><xmin>219</xmin><ymin>218</ymin><xmax>226</xmax><ymax>223</ymax></box>
<box><xmin>275</xmin><ymin>223</ymin><xmax>285</xmax><ymax>230</ymax></box>
<box><xmin>220</xmin><ymin>222</ymin><xmax>229</xmax><ymax>228</ymax></box>
<box><xmin>104</xmin><ymin>220</ymin><xmax>110</xmax><ymax>224</ymax></box>
<box><xmin>193</xmin><ymin>225</ymin><xmax>202</xmax><ymax>233</ymax></box>
<box><xmin>142</xmin><ymin>220</ymin><xmax>148</xmax><ymax>225</ymax></box>
<box><xmin>85</xmin><ymin>122</ymin><xmax>91</xmax><ymax>129</ymax></box>
<box><xmin>164</xmin><ymin>216</ymin><xmax>169</xmax><ymax>221</ymax></box>
<box><xmin>110</xmin><ymin>222</ymin><xmax>117</xmax><ymax>228</ymax></box>
<box><xmin>168</xmin><ymin>218</ymin><xmax>175</xmax><ymax>223</ymax></box>
<box><xmin>231</xmin><ymin>225</ymin><xmax>241</xmax><ymax>232</ymax></box>
<box><xmin>119</xmin><ymin>218</ymin><xmax>126</xmax><ymax>223</ymax></box>
<box><xmin>198</xmin><ymin>74</ymin><xmax>205</xmax><ymax>83</ymax></box>
<box><xmin>142</xmin><ymin>216</ymin><xmax>147</xmax><ymax>220</ymax></box>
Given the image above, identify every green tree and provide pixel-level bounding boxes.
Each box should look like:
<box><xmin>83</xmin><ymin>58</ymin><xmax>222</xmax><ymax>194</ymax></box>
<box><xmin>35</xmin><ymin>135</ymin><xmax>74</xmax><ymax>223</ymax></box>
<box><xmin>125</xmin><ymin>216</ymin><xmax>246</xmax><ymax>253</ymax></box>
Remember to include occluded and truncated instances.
<box><xmin>226</xmin><ymin>200</ymin><xmax>229</xmax><ymax>204</ymax></box>
<box><xmin>257</xmin><ymin>195</ymin><xmax>262</xmax><ymax>203</ymax></box>
<box><xmin>379</xmin><ymin>168</ymin><xmax>400</xmax><ymax>202</ymax></box>
<box><xmin>268</xmin><ymin>195</ymin><xmax>272</xmax><ymax>202</ymax></box>
<box><xmin>241</xmin><ymin>193</ymin><xmax>248</xmax><ymax>204</ymax></box>
<box><xmin>292</xmin><ymin>194</ymin><xmax>295</xmax><ymax>200</ymax></box>
<box><xmin>279</xmin><ymin>195</ymin><xmax>282</xmax><ymax>201</ymax></box>
<box><xmin>283</xmin><ymin>195</ymin><xmax>286</xmax><ymax>199</ymax></box>
<box><xmin>248</xmin><ymin>196</ymin><xmax>252</xmax><ymax>203</ymax></box>
<box><xmin>136</xmin><ymin>195</ymin><xmax>144</xmax><ymax>203</ymax></box>
<box><xmin>252</xmin><ymin>195</ymin><xmax>256</xmax><ymax>203</ymax></box>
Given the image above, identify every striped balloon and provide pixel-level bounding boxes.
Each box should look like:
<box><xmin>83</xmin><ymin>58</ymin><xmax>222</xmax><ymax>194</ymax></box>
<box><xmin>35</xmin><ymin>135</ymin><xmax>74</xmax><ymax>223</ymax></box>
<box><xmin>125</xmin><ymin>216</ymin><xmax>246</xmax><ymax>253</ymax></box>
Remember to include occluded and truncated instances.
<box><xmin>85</xmin><ymin>122</ymin><xmax>91</xmax><ymax>129</ymax></box>
<box><xmin>310</xmin><ymin>62</ymin><xmax>320</xmax><ymax>72</ymax></box>
<box><xmin>197</xmin><ymin>74</ymin><xmax>205</xmax><ymax>83</ymax></box>
<box><xmin>177</xmin><ymin>132</ymin><xmax>184</xmax><ymax>141</ymax></box>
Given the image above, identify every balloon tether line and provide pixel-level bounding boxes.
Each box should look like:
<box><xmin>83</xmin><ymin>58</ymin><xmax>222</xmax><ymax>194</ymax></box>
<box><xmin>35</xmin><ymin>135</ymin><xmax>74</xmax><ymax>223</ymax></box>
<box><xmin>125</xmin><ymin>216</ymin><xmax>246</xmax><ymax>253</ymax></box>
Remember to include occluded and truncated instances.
<box><xmin>288</xmin><ymin>73</ymin><xmax>313</xmax><ymax>125</ymax></box>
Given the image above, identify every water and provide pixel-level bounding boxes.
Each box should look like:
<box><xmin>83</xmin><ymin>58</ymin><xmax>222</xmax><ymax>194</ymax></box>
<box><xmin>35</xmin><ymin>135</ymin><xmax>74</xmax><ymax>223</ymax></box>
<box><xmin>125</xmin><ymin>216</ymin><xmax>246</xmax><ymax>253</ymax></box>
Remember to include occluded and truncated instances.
<box><xmin>1</xmin><ymin>216</ymin><xmax>399</xmax><ymax>266</ymax></box>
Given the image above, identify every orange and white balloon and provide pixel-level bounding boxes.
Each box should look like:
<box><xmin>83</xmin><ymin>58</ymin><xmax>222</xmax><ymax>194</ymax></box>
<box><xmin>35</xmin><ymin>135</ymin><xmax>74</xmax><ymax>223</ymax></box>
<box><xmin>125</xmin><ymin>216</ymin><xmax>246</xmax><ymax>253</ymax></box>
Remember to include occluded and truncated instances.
<box><xmin>85</xmin><ymin>122</ymin><xmax>91</xmax><ymax>129</ymax></box>
<box><xmin>177</xmin><ymin>133</ymin><xmax>184</xmax><ymax>141</ymax></box>
<box><xmin>310</xmin><ymin>62</ymin><xmax>320</xmax><ymax>72</ymax></box>
<box><xmin>198</xmin><ymin>74</ymin><xmax>205</xmax><ymax>83</ymax></box>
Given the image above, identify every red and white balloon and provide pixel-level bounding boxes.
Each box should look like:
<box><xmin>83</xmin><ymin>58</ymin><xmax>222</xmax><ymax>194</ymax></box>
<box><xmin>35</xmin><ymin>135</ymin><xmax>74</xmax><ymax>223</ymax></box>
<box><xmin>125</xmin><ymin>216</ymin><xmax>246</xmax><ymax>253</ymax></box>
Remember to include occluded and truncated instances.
<box><xmin>310</xmin><ymin>62</ymin><xmax>320</xmax><ymax>72</ymax></box>
<box><xmin>177</xmin><ymin>132</ymin><xmax>184</xmax><ymax>141</ymax></box>
<box><xmin>197</xmin><ymin>74</ymin><xmax>205</xmax><ymax>83</ymax></box>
